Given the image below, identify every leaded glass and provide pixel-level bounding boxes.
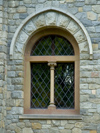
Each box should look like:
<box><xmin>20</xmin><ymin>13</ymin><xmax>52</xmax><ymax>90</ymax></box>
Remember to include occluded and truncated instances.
<box><xmin>55</xmin><ymin>63</ymin><xmax>74</xmax><ymax>109</ymax></box>
<box><xmin>31</xmin><ymin>35</ymin><xmax>74</xmax><ymax>56</ymax></box>
<box><xmin>31</xmin><ymin>63</ymin><xmax>50</xmax><ymax>108</ymax></box>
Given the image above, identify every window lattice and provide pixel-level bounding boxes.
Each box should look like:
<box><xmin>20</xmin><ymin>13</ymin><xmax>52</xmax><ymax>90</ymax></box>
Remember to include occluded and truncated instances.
<box><xmin>31</xmin><ymin>35</ymin><xmax>74</xmax><ymax>56</ymax></box>
<box><xmin>31</xmin><ymin>63</ymin><xmax>50</xmax><ymax>108</ymax></box>
<box><xmin>55</xmin><ymin>63</ymin><xmax>74</xmax><ymax>109</ymax></box>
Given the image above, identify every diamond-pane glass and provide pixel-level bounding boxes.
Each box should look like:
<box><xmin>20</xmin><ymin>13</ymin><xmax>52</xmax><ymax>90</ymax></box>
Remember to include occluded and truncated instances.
<box><xmin>31</xmin><ymin>35</ymin><xmax>74</xmax><ymax>55</ymax></box>
<box><xmin>31</xmin><ymin>63</ymin><xmax>50</xmax><ymax>108</ymax></box>
<box><xmin>55</xmin><ymin>63</ymin><xmax>74</xmax><ymax>109</ymax></box>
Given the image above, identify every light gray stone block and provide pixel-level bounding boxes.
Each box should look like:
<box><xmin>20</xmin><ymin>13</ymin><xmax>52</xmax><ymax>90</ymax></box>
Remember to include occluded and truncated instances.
<box><xmin>11</xmin><ymin>107</ymin><xmax>23</xmax><ymax>115</ymax></box>
<box><xmin>11</xmin><ymin>91</ymin><xmax>23</xmax><ymax>99</ymax></box>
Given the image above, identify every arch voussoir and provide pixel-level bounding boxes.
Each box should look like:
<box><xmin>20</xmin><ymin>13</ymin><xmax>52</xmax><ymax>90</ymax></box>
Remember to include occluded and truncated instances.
<box><xmin>10</xmin><ymin>7</ymin><xmax>93</xmax><ymax>60</ymax></box>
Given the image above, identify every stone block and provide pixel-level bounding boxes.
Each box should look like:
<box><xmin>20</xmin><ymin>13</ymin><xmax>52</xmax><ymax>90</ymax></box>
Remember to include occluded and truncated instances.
<box><xmin>80</xmin><ymin>89</ymin><xmax>91</xmax><ymax>94</ymax></box>
<box><xmin>36</xmin><ymin>4</ymin><xmax>43</xmax><ymax>12</ymax></box>
<box><xmin>8</xmin><ymin>1</ymin><xmax>19</xmax><ymax>8</ymax></box>
<box><xmin>68</xmin><ymin>7</ymin><xmax>78</xmax><ymax>14</ymax></box>
<box><xmin>65</xmin><ymin>124</ymin><xmax>74</xmax><ymax>129</ymax></box>
<box><xmin>75</xmin><ymin>2</ymin><xmax>84</xmax><ymax>7</ymax></box>
<box><xmin>85</xmin><ymin>0</ymin><xmax>96</xmax><ymax>4</ymax></box>
<box><xmin>19</xmin><ymin>13</ymin><xmax>28</xmax><ymax>19</ymax></box>
<box><xmin>67</xmin><ymin>20</ymin><xmax>79</xmax><ymax>34</ymax></box>
<box><xmin>92</xmin><ymin>5</ymin><xmax>100</xmax><ymax>14</ymax></box>
<box><xmin>80</xmin><ymin>102</ymin><xmax>92</xmax><ymax>109</ymax></box>
<box><xmin>34</xmin><ymin>14</ymin><xmax>46</xmax><ymax>28</ymax></box>
<box><xmin>17</xmin><ymin>6</ymin><xmax>26</xmax><ymax>13</ymax></box>
<box><xmin>22</xmin><ymin>128</ymin><xmax>33</xmax><ymax>133</ymax></box>
<box><xmin>57</xmin><ymin>14</ymin><xmax>70</xmax><ymax>28</ymax></box>
<box><xmin>52</xmin><ymin>1</ymin><xmax>59</xmax><ymax>8</ymax></box>
<box><xmin>87</xmin><ymin>12</ymin><xmax>97</xmax><ymax>21</ymax></box>
<box><xmin>32</xmin><ymin>123</ymin><xmax>41</xmax><ymax>129</ymax></box>
<box><xmin>90</xmin><ymin>131</ymin><xmax>97</xmax><ymax>133</ymax></box>
<box><xmin>12</xmin><ymin>78</ymin><xmax>24</xmax><ymax>85</ymax></box>
<box><xmin>74</xmin><ymin>30</ymin><xmax>86</xmax><ymax>43</ymax></box>
<box><xmin>66</xmin><ymin>0</ymin><xmax>74</xmax><ymax>2</ymax></box>
<box><xmin>50</xmin><ymin>128</ymin><xmax>59</xmax><ymax>133</ymax></box>
<box><xmin>15</xmin><ymin>42</ymin><xmax>24</xmax><ymax>53</ymax></box>
<box><xmin>17</xmin><ymin>31</ymin><xmax>28</xmax><ymax>44</ymax></box>
<box><xmin>60</xmin><ymin>129</ymin><xmax>71</xmax><ymax>133</ymax></box>
<box><xmin>11</xmin><ymin>107</ymin><xmax>23</xmax><ymax>115</ymax></box>
<box><xmin>75</xmin><ymin>122</ymin><xmax>84</xmax><ymax>128</ymax></box>
<box><xmin>72</xmin><ymin>128</ymin><xmax>81</xmax><ymax>133</ymax></box>
<box><xmin>46</xmin><ymin>12</ymin><xmax>57</xmax><ymax>26</ymax></box>
<box><xmin>11</xmin><ymin>91</ymin><xmax>23</xmax><ymax>99</ymax></box>
<box><xmin>42</xmin><ymin>124</ymin><xmax>51</xmax><ymax>128</ymax></box>
<box><xmin>96</xmin><ymin>26</ymin><xmax>100</xmax><ymax>33</ymax></box>
<box><xmin>7</xmin><ymin>71</ymin><xmax>15</xmax><ymax>78</ymax></box>
<box><xmin>80</xmin><ymin>95</ymin><xmax>89</xmax><ymax>102</ymax></box>
<box><xmin>44</xmin><ymin>1</ymin><xmax>51</xmax><ymax>7</ymax></box>
<box><xmin>79</xmin><ymin>41</ymin><xmax>88</xmax><ymax>53</ymax></box>
<box><xmin>16</xmin><ymin>99</ymin><xmax>23</xmax><ymax>106</ymax></box>
<box><xmin>17</xmin><ymin>122</ymin><xmax>25</xmax><ymax>128</ymax></box>
<box><xmin>24</xmin><ymin>21</ymin><xmax>35</xmax><ymax>35</ymax></box>
<box><xmin>23</xmin><ymin>0</ymin><xmax>32</xmax><ymax>4</ymax></box>
<box><xmin>13</xmin><ymin>13</ymin><xmax>19</xmax><ymax>19</ymax></box>
<box><xmin>52</xmin><ymin>120</ymin><xmax>60</xmax><ymax>126</ymax></box>
<box><xmin>38</xmin><ymin>0</ymin><xmax>46</xmax><ymax>3</ymax></box>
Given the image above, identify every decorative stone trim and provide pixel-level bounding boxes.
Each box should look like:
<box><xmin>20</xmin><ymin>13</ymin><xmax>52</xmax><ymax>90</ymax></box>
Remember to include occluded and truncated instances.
<box><xmin>19</xmin><ymin>114</ymin><xmax>82</xmax><ymax>120</ymax></box>
<box><xmin>10</xmin><ymin>7</ymin><xmax>93</xmax><ymax>59</ymax></box>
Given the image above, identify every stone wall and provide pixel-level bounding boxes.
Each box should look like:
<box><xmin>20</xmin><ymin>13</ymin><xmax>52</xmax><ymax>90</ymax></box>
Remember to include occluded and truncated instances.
<box><xmin>0</xmin><ymin>0</ymin><xmax>100</xmax><ymax>133</ymax></box>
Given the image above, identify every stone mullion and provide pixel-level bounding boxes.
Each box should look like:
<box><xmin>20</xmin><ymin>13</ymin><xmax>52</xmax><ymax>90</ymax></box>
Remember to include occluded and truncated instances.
<box><xmin>48</xmin><ymin>62</ymin><xmax>57</xmax><ymax>108</ymax></box>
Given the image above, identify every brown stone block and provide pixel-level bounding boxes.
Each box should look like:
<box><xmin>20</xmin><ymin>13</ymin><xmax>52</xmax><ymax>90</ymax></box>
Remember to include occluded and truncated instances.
<box><xmin>90</xmin><ymin>130</ymin><xmax>97</xmax><ymax>133</ymax></box>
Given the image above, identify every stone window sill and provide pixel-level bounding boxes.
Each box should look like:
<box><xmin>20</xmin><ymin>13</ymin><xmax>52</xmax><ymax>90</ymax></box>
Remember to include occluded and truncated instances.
<box><xmin>19</xmin><ymin>114</ymin><xmax>82</xmax><ymax>120</ymax></box>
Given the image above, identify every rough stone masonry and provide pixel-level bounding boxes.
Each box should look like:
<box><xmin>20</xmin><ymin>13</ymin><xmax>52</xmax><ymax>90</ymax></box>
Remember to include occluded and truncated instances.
<box><xmin>0</xmin><ymin>0</ymin><xmax>100</xmax><ymax>133</ymax></box>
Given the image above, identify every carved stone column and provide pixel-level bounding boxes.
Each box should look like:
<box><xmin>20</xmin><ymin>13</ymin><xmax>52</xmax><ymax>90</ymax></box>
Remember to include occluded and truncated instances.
<box><xmin>48</xmin><ymin>62</ymin><xmax>57</xmax><ymax>108</ymax></box>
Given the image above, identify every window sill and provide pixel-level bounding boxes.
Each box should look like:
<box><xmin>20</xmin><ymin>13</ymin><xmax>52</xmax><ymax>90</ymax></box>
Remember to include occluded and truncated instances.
<box><xmin>19</xmin><ymin>114</ymin><xmax>82</xmax><ymax>120</ymax></box>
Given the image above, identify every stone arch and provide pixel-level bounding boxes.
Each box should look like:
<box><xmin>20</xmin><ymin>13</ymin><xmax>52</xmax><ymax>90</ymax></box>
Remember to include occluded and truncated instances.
<box><xmin>10</xmin><ymin>7</ymin><xmax>93</xmax><ymax>59</ymax></box>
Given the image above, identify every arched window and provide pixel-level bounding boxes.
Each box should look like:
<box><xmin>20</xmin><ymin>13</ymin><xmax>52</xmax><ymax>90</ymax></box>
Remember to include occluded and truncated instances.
<box><xmin>24</xmin><ymin>28</ymin><xmax>79</xmax><ymax>115</ymax></box>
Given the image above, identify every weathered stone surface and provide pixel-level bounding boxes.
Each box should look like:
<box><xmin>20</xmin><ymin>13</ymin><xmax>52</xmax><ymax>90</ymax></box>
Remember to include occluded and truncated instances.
<box><xmin>17</xmin><ymin>122</ymin><xmax>25</xmax><ymax>128</ymax></box>
<box><xmin>87</xmin><ymin>12</ymin><xmax>97</xmax><ymax>21</ymax></box>
<box><xmin>35</xmin><ymin>14</ymin><xmax>46</xmax><ymax>28</ymax></box>
<box><xmin>92</xmin><ymin>5</ymin><xmax>100</xmax><ymax>14</ymax></box>
<box><xmin>11</xmin><ymin>91</ymin><xmax>23</xmax><ymax>99</ymax></box>
<box><xmin>46</xmin><ymin>12</ymin><xmax>56</xmax><ymax>26</ymax></box>
<box><xmin>60</xmin><ymin>129</ymin><xmax>71</xmax><ymax>133</ymax></box>
<box><xmin>85</xmin><ymin>0</ymin><xmax>96</xmax><ymax>4</ymax></box>
<box><xmin>74</xmin><ymin>30</ymin><xmax>86</xmax><ymax>43</ymax></box>
<box><xmin>38</xmin><ymin>0</ymin><xmax>46</xmax><ymax>3</ymax></box>
<box><xmin>17</xmin><ymin>6</ymin><xmax>26</xmax><ymax>13</ymax></box>
<box><xmin>65</xmin><ymin>124</ymin><xmax>74</xmax><ymax>129</ymax></box>
<box><xmin>22</xmin><ymin>128</ymin><xmax>33</xmax><ymax>133</ymax></box>
<box><xmin>49</xmin><ymin>128</ymin><xmax>59</xmax><ymax>133</ymax></box>
<box><xmin>72</xmin><ymin>128</ymin><xmax>82</xmax><ymax>133</ymax></box>
<box><xmin>52</xmin><ymin>120</ymin><xmax>60</xmax><ymax>126</ymax></box>
<box><xmin>11</xmin><ymin>107</ymin><xmax>23</xmax><ymax>115</ymax></box>
<box><xmin>75</xmin><ymin>122</ymin><xmax>84</xmax><ymax>128</ymax></box>
<box><xmin>67</xmin><ymin>20</ymin><xmax>79</xmax><ymax>34</ymax></box>
<box><xmin>8</xmin><ymin>1</ymin><xmax>19</xmax><ymax>8</ymax></box>
<box><xmin>79</xmin><ymin>41</ymin><xmax>88</xmax><ymax>53</ymax></box>
<box><xmin>23</xmin><ymin>0</ymin><xmax>32</xmax><ymax>4</ymax></box>
<box><xmin>80</xmin><ymin>102</ymin><xmax>92</xmax><ymax>108</ymax></box>
<box><xmin>32</xmin><ymin>123</ymin><xmax>42</xmax><ymax>129</ymax></box>
<box><xmin>24</xmin><ymin>21</ymin><xmax>35</xmax><ymax>35</ymax></box>
<box><xmin>17</xmin><ymin>31</ymin><xmax>28</xmax><ymax>44</ymax></box>
<box><xmin>57</xmin><ymin>14</ymin><xmax>70</xmax><ymax>28</ymax></box>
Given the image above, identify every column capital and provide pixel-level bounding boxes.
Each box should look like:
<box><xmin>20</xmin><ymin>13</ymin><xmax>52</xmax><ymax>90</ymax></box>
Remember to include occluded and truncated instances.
<box><xmin>48</xmin><ymin>61</ymin><xmax>57</xmax><ymax>67</ymax></box>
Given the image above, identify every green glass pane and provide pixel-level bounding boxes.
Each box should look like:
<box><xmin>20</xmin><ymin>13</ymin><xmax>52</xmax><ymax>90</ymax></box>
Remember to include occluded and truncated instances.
<box><xmin>55</xmin><ymin>63</ymin><xmax>74</xmax><ymax>109</ymax></box>
<box><xmin>31</xmin><ymin>35</ymin><xmax>74</xmax><ymax>56</ymax></box>
<box><xmin>31</xmin><ymin>63</ymin><xmax>50</xmax><ymax>108</ymax></box>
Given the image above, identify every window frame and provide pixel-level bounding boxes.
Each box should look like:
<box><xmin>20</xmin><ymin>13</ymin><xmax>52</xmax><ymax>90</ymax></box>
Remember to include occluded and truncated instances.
<box><xmin>24</xmin><ymin>28</ymin><xmax>80</xmax><ymax>115</ymax></box>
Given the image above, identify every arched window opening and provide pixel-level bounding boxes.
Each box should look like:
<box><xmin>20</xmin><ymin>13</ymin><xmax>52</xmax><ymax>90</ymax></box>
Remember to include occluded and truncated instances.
<box><xmin>30</xmin><ymin>35</ymin><xmax>75</xmax><ymax>109</ymax></box>
<box><xmin>24</xmin><ymin>28</ymin><xmax>79</xmax><ymax>115</ymax></box>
